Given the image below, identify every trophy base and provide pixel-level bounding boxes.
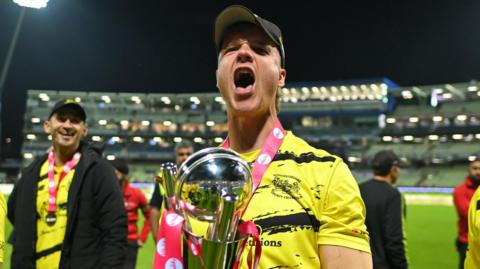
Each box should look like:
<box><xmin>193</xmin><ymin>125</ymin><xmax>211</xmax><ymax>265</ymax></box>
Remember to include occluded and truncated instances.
<box><xmin>183</xmin><ymin>230</ymin><xmax>246</xmax><ymax>269</ymax></box>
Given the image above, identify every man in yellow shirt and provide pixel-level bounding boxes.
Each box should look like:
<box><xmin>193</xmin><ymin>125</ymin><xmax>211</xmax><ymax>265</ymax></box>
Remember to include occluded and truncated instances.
<box><xmin>8</xmin><ymin>99</ymin><xmax>127</xmax><ymax>268</ymax></box>
<box><xmin>465</xmin><ymin>186</ymin><xmax>480</xmax><ymax>268</ymax></box>
<box><xmin>212</xmin><ymin>5</ymin><xmax>372</xmax><ymax>268</ymax></box>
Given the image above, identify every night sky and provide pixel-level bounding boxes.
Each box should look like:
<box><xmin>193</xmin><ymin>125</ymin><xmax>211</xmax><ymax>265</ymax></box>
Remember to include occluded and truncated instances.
<box><xmin>1</xmin><ymin>0</ymin><xmax>480</xmax><ymax>159</ymax></box>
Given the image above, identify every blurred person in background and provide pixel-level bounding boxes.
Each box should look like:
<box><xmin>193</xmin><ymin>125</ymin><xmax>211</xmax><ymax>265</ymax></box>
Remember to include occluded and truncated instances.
<box><xmin>464</xmin><ymin>184</ymin><xmax>480</xmax><ymax>269</ymax></box>
<box><xmin>454</xmin><ymin>159</ymin><xmax>480</xmax><ymax>269</ymax></box>
<box><xmin>110</xmin><ymin>159</ymin><xmax>150</xmax><ymax>269</ymax></box>
<box><xmin>149</xmin><ymin>140</ymin><xmax>194</xmax><ymax>240</ymax></box>
<box><xmin>360</xmin><ymin>150</ymin><xmax>408</xmax><ymax>269</ymax></box>
<box><xmin>0</xmin><ymin>192</ymin><xmax>5</xmax><ymax>269</ymax></box>
<box><xmin>8</xmin><ymin>99</ymin><xmax>127</xmax><ymax>268</ymax></box>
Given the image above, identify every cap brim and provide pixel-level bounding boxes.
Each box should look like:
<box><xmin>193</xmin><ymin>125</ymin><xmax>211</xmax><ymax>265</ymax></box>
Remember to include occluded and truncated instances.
<box><xmin>51</xmin><ymin>103</ymin><xmax>87</xmax><ymax>121</ymax></box>
<box><xmin>215</xmin><ymin>5</ymin><xmax>258</xmax><ymax>50</ymax></box>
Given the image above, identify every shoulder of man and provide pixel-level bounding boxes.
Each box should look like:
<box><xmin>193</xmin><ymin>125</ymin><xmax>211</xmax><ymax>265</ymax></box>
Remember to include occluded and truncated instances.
<box><xmin>280</xmin><ymin>131</ymin><xmax>340</xmax><ymax>163</ymax></box>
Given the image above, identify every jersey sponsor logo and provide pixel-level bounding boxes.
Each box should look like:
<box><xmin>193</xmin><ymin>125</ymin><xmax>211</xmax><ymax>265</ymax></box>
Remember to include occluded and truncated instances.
<box><xmin>273</xmin><ymin>151</ymin><xmax>336</xmax><ymax>164</ymax></box>
<box><xmin>247</xmin><ymin>238</ymin><xmax>283</xmax><ymax>247</ymax></box>
<box><xmin>272</xmin><ymin>174</ymin><xmax>302</xmax><ymax>199</ymax></box>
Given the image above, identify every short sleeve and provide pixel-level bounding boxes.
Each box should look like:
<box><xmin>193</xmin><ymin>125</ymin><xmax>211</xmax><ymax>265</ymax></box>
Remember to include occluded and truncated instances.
<box><xmin>317</xmin><ymin>160</ymin><xmax>371</xmax><ymax>253</ymax></box>
<box><xmin>149</xmin><ymin>183</ymin><xmax>163</xmax><ymax>209</ymax></box>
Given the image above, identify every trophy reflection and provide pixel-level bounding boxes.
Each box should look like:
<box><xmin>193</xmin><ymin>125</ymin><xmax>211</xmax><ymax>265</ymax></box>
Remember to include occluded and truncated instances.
<box><xmin>160</xmin><ymin>147</ymin><xmax>253</xmax><ymax>269</ymax></box>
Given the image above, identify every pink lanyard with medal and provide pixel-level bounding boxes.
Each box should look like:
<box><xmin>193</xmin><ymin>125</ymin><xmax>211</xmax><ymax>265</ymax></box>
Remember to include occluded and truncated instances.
<box><xmin>153</xmin><ymin>119</ymin><xmax>285</xmax><ymax>269</ymax></box>
<box><xmin>45</xmin><ymin>150</ymin><xmax>81</xmax><ymax>226</ymax></box>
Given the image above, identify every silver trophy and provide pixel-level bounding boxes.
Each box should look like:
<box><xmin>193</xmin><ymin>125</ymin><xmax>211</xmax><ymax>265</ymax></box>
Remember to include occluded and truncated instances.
<box><xmin>161</xmin><ymin>147</ymin><xmax>253</xmax><ymax>269</ymax></box>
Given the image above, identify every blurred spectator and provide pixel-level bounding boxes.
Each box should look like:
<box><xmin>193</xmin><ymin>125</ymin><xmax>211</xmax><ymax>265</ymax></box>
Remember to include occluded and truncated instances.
<box><xmin>360</xmin><ymin>150</ymin><xmax>409</xmax><ymax>269</ymax></box>
<box><xmin>464</xmin><ymin>185</ymin><xmax>480</xmax><ymax>268</ymax></box>
<box><xmin>149</xmin><ymin>140</ymin><xmax>194</xmax><ymax>240</ymax></box>
<box><xmin>453</xmin><ymin>160</ymin><xmax>480</xmax><ymax>269</ymax></box>
<box><xmin>110</xmin><ymin>159</ymin><xmax>150</xmax><ymax>269</ymax></box>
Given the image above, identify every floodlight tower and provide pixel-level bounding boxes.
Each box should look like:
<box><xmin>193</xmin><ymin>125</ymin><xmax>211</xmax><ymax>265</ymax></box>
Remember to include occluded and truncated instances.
<box><xmin>0</xmin><ymin>0</ymin><xmax>49</xmax><ymax>160</ymax></box>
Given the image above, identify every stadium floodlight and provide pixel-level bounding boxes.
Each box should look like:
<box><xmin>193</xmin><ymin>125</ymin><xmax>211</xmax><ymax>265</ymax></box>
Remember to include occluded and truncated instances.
<box><xmin>403</xmin><ymin>135</ymin><xmax>414</xmax><ymax>141</ymax></box>
<box><xmin>92</xmin><ymin>136</ymin><xmax>102</xmax><ymax>142</ymax></box>
<box><xmin>13</xmin><ymin>0</ymin><xmax>49</xmax><ymax>8</ymax></box>
<box><xmin>382</xmin><ymin>136</ymin><xmax>393</xmax><ymax>142</ymax></box>
<box><xmin>75</xmin><ymin>97</ymin><xmax>81</xmax><ymax>103</ymax></box>
<box><xmin>98</xmin><ymin>119</ymin><xmax>107</xmax><ymax>125</ymax></box>
<box><xmin>193</xmin><ymin>137</ymin><xmax>204</xmax><ymax>143</ymax></box>
<box><xmin>477</xmin><ymin>91</ymin><xmax>480</xmax><ymax>97</ymax></box>
<box><xmin>401</xmin><ymin>90</ymin><xmax>413</xmax><ymax>99</ymax></box>
<box><xmin>173</xmin><ymin>137</ymin><xmax>182</xmax><ymax>143</ymax></box>
<box><xmin>214</xmin><ymin>137</ymin><xmax>223</xmax><ymax>143</ymax></box>
<box><xmin>141</xmin><ymin>120</ymin><xmax>150</xmax><ymax>126</ymax></box>
<box><xmin>24</xmin><ymin>153</ymin><xmax>34</xmax><ymax>159</ymax></box>
<box><xmin>428</xmin><ymin>135</ymin><xmax>439</xmax><ymax>141</ymax></box>
<box><xmin>468</xmin><ymin>86</ymin><xmax>478</xmax><ymax>92</ymax></box>
<box><xmin>452</xmin><ymin>134</ymin><xmax>463</xmax><ymax>140</ymax></box>
<box><xmin>47</xmin><ymin>135</ymin><xmax>52</xmax><ymax>140</ymax></box>
<box><xmin>468</xmin><ymin>156</ymin><xmax>477</xmax><ymax>162</ymax></box>
<box><xmin>408</xmin><ymin>117</ymin><xmax>419</xmax><ymax>123</ymax></box>
<box><xmin>476</xmin><ymin>134</ymin><xmax>480</xmax><ymax>140</ymax></box>
<box><xmin>442</xmin><ymin>93</ymin><xmax>453</xmax><ymax>99</ymax></box>
<box><xmin>432</xmin><ymin>116</ymin><xmax>443</xmax><ymax>122</ymax></box>
<box><xmin>385</xmin><ymin>118</ymin><xmax>397</xmax><ymax>124</ymax></box>
<box><xmin>26</xmin><ymin>134</ymin><xmax>36</xmax><ymax>140</ymax></box>
<box><xmin>132</xmin><ymin>136</ymin><xmax>144</xmax><ymax>143</ymax></box>
<box><xmin>206</xmin><ymin>121</ymin><xmax>215</xmax><ymax>127</ymax></box>
<box><xmin>31</xmin><ymin>117</ymin><xmax>40</xmax><ymax>123</ymax></box>
<box><xmin>456</xmin><ymin>115</ymin><xmax>467</xmax><ymax>121</ymax></box>
<box><xmin>106</xmin><ymin>155</ymin><xmax>115</xmax><ymax>161</ymax></box>
<box><xmin>163</xmin><ymin>120</ymin><xmax>172</xmax><ymax>126</ymax></box>
<box><xmin>348</xmin><ymin>156</ymin><xmax>361</xmax><ymax>163</ymax></box>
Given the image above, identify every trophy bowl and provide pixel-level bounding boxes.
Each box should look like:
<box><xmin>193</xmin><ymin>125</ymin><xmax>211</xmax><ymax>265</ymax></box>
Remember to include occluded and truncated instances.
<box><xmin>176</xmin><ymin>147</ymin><xmax>252</xmax><ymax>243</ymax></box>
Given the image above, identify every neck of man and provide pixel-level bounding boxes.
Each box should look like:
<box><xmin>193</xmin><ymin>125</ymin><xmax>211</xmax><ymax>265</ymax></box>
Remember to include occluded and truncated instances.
<box><xmin>53</xmin><ymin>145</ymin><xmax>78</xmax><ymax>166</ymax></box>
<box><xmin>373</xmin><ymin>175</ymin><xmax>393</xmax><ymax>185</ymax></box>
<box><xmin>227</xmin><ymin>112</ymin><xmax>278</xmax><ymax>153</ymax></box>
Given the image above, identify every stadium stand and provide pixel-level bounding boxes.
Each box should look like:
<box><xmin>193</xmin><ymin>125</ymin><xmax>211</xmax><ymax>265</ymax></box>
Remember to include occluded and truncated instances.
<box><xmin>19</xmin><ymin>79</ymin><xmax>480</xmax><ymax>187</ymax></box>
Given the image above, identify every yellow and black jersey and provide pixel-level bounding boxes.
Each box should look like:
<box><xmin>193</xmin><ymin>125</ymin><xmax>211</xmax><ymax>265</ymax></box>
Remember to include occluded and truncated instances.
<box><xmin>238</xmin><ymin>131</ymin><xmax>370</xmax><ymax>268</ymax></box>
<box><xmin>465</xmin><ymin>187</ymin><xmax>480</xmax><ymax>269</ymax></box>
<box><xmin>36</xmin><ymin>160</ymin><xmax>75</xmax><ymax>269</ymax></box>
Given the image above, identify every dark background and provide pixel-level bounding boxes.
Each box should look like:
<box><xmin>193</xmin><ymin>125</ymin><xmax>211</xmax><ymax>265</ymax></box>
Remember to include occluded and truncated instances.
<box><xmin>1</xmin><ymin>0</ymin><xmax>480</xmax><ymax>159</ymax></box>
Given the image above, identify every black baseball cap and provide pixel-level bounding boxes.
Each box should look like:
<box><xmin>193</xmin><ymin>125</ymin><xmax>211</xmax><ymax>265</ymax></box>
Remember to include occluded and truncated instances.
<box><xmin>110</xmin><ymin>159</ymin><xmax>129</xmax><ymax>175</ymax></box>
<box><xmin>49</xmin><ymin>99</ymin><xmax>87</xmax><ymax>121</ymax></box>
<box><xmin>214</xmin><ymin>5</ymin><xmax>285</xmax><ymax>68</ymax></box>
<box><xmin>372</xmin><ymin>150</ymin><xmax>401</xmax><ymax>174</ymax></box>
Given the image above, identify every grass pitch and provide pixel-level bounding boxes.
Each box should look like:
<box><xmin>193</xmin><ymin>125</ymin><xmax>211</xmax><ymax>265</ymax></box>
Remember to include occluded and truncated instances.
<box><xmin>3</xmin><ymin>203</ymin><xmax>458</xmax><ymax>268</ymax></box>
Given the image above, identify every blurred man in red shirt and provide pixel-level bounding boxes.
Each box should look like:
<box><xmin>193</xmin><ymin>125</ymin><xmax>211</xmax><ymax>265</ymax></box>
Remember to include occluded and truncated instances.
<box><xmin>453</xmin><ymin>160</ymin><xmax>480</xmax><ymax>269</ymax></box>
<box><xmin>111</xmin><ymin>159</ymin><xmax>150</xmax><ymax>269</ymax></box>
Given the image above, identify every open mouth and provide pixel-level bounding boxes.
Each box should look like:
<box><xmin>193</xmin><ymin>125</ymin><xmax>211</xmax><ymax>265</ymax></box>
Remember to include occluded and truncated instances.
<box><xmin>59</xmin><ymin>131</ymin><xmax>75</xmax><ymax>137</ymax></box>
<box><xmin>234</xmin><ymin>68</ymin><xmax>255</xmax><ymax>89</ymax></box>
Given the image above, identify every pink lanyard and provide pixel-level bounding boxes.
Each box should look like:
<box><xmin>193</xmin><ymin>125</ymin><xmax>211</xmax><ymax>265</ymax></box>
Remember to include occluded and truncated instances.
<box><xmin>153</xmin><ymin>120</ymin><xmax>285</xmax><ymax>269</ymax></box>
<box><xmin>47</xmin><ymin>150</ymin><xmax>81</xmax><ymax>213</ymax></box>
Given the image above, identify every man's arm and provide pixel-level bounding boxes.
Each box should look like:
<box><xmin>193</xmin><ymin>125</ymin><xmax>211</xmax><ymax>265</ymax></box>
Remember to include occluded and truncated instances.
<box><xmin>383</xmin><ymin>191</ymin><xmax>408</xmax><ymax>268</ymax></box>
<box><xmin>453</xmin><ymin>186</ymin><xmax>470</xmax><ymax>219</ymax></box>
<box><xmin>149</xmin><ymin>184</ymin><xmax>163</xmax><ymax>241</ymax></box>
<box><xmin>137</xmin><ymin>190</ymin><xmax>150</xmax><ymax>244</ymax></box>
<box><xmin>319</xmin><ymin>245</ymin><xmax>372</xmax><ymax>269</ymax></box>
<box><xmin>93</xmin><ymin>161</ymin><xmax>127</xmax><ymax>269</ymax></box>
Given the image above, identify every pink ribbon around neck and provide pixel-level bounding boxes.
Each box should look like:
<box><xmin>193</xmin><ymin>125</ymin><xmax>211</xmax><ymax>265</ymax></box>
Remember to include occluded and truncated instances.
<box><xmin>47</xmin><ymin>150</ymin><xmax>81</xmax><ymax>213</ymax></box>
<box><xmin>153</xmin><ymin>120</ymin><xmax>285</xmax><ymax>269</ymax></box>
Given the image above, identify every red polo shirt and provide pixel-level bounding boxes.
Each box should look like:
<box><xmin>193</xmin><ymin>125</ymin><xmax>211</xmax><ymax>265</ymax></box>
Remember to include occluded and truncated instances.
<box><xmin>453</xmin><ymin>176</ymin><xmax>479</xmax><ymax>244</ymax></box>
<box><xmin>122</xmin><ymin>183</ymin><xmax>150</xmax><ymax>243</ymax></box>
